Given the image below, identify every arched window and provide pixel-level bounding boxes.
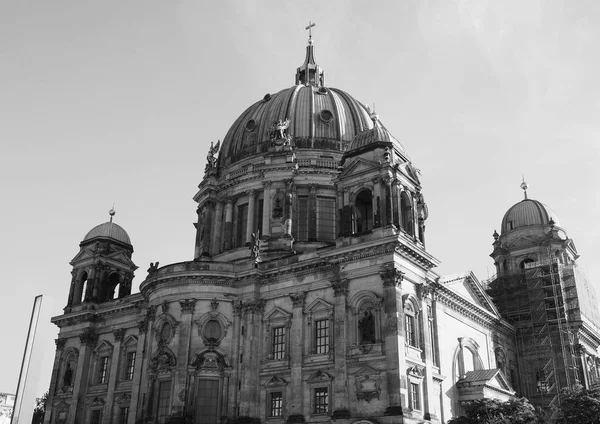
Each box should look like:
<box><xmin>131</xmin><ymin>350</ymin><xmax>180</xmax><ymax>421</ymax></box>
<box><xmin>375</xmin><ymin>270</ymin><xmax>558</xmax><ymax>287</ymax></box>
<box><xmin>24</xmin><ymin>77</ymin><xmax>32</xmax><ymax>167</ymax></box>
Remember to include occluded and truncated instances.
<box><xmin>108</xmin><ymin>272</ymin><xmax>120</xmax><ymax>301</ymax></box>
<box><xmin>520</xmin><ymin>258</ymin><xmax>535</xmax><ymax>271</ymax></box>
<box><xmin>354</xmin><ymin>190</ymin><xmax>373</xmax><ymax>234</ymax></box>
<box><xmin>79</xmin><ymin>272</ymin><xmax>88</xmax><ymax>304</ymax></box>
<box><xmin>403</xmin><ymin>298</ymin><xmax>419</xmax><ymax>348</ymax></box>
<box><xmin>400</xmin><ymin>191</ymin><xmax>414</xmax><ymax>236</ymax></box>
<box><xmin>453</xmin><ymin>338</ymin><xmax>483</xmax><ymax>381</ymax></box>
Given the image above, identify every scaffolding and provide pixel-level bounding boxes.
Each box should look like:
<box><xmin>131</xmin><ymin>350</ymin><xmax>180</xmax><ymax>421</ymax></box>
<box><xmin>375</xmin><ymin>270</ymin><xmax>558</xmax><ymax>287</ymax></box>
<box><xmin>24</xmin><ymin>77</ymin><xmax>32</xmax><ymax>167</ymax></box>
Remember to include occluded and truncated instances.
<box><xmin>485</xmin><ymin>253</ymin><xmax>579</xmax><ymax>418</ymax></box>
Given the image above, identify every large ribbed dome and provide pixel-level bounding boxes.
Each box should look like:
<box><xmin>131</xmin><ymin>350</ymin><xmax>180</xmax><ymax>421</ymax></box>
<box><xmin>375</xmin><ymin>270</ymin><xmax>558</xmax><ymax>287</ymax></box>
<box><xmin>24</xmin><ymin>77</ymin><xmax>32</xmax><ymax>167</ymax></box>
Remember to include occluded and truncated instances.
<box><xmin>83</xmin><ymin>221</ymin><xmax>131</xmax><ymax>245</ymax></box>
<box><xmin>218</xmin><ymin>85</ymin><xmax>376</xmax><ymax>168</ymax></box>
<box><xmin>501</xmin><ymin>199</ymin><xmax>560</xmax><ymax>234</ymax></box>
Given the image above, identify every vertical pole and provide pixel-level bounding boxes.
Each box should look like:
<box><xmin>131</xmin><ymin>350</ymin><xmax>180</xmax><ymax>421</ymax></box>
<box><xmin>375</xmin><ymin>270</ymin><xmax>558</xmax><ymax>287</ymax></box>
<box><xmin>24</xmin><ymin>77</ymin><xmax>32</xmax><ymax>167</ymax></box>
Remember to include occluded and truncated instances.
<box><xmin>11</xmin><ymin>295</ymin><xmax>43</xmax><ymax>424</ymax></box>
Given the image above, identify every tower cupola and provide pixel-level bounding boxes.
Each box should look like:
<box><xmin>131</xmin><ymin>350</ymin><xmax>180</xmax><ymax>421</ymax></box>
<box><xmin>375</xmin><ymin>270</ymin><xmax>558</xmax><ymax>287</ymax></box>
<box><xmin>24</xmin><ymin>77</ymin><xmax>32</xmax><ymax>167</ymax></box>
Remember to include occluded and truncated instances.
<box><xmin>295</xmin><ymin>21</ymin><xmax>324</xmax><ymax>86</ymax></box>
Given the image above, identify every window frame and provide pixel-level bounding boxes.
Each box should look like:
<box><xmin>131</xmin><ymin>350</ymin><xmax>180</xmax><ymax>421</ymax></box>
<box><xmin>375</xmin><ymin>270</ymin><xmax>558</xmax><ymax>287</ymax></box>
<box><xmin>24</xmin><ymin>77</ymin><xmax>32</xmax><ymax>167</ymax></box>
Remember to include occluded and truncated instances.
<box><xmin>314</xmin><ymin>319</ymin><xmax>330</xmax><ymax>355</ymax></box>
<box><xmin>313</xmin><ymin>387</ymin><xmax>329</xmax><ymax>414</ymax></box>
<box><xmin>269</xmin><ymin>391</ymin><xmax>283</xmax><ymax>417</ymax></box>
<box><xmin>304</xmin><ymin>298</ymin><xmax>334</xmax><ymax>359</ymax></box>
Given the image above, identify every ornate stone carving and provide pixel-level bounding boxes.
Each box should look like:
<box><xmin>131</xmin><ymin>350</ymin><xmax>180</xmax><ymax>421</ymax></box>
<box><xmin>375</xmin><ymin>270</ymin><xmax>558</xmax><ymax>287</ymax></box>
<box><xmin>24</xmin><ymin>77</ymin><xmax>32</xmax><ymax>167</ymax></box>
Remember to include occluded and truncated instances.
<box><xmin>243</xmin><ymin>299</ymin><xmax>266</xmax><ymax>314</ymax></box>
<box><xmin>113</xmin><ymin>328</ymin><xmax>125</xmax><ymax>342</ymax></box>
<box><xmin>270</xmin><ymin>118</ymin><xmax>292</xmax><ymax>146</ymax></box>
<box><xmin>331</xmin><ymin>279</ymin><xmax>349</xmax><ymax>297</ymax></box>
<box><xmin>250</xmin><ymin>231</ymin><xmax>262</xmax><ymax>267</ymax></box>
<box><xmin>415</xmin><ymin>282</ymin><xmax>435</xmax><ymax>300</ymax></box>
<box><xmin>233</xmin><ymin>301</ymin><xmax>243</xmax><ymax>316</ymax></box>
<box><xmin>146</xmin><ymin>305</ymin><xmax>157</xmax><ymax>320</ymax></box>
<box><xmin>55</xmin><ymin>338</ymin><xmax>67</xmax><ymax>349</ymax></box>
<box><xmin>78</xmin><ymin>328</ymin><xmax>98</xmax><ymax>347</ymax></box>
<box><xmin>289</xmin><ymin>292</ymin><xmax>307</xmax><ymax>309</ymax></box>
<box><xmin>115</xmin><ymin>393</ymin><xmax>131</xmax><ymax>404</ymax></box>
<box><xmin>161</xmin><ymin>301</ymin><xmax>169</xmax><ymax>314</ymax></box>
<box><xmin>149</xmin><ymin>347</ymin><xmax>177</xmax><ymax>373</ymax></box>
<box><xmin>180</xmin><ymin>299</ymin><xmax>196</xmax><ymax>314</ymax></box>
<box><xmin>138</xmin><ymin>318</ymin><xmax>149</xmax><ymax>334</ymax></box>
<box><xmin>211</xmin><ymin>298</ymin><xmax>219</xmax><ymax>311</ymax></box>
<box><xmin>379</xmin><ymin>267</ymin><xmax>403</xmax><ymax>288</ymax></box>
<box><xmin>355</xmin><ymin>371</ymin><xmax>382</xmax><ymax>402</ymax></box>
<box><xmin>205</xmin><ymin>140</ymin><xmax>220</xmax><ymax>170</ymax></box>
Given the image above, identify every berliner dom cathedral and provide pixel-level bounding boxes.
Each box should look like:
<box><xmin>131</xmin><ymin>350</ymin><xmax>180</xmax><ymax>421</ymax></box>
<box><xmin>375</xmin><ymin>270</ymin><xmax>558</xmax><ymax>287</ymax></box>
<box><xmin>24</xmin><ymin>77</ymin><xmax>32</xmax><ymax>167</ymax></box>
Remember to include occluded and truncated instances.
<box><xmin>44</xmin><ymin>30</ymin><xmax>600</xmax><ymax>424</ymax></box>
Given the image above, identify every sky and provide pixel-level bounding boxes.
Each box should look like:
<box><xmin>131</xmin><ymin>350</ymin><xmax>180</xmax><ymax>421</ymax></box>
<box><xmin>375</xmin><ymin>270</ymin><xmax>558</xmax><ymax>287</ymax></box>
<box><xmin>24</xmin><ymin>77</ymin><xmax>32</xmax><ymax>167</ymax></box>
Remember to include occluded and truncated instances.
<box><xmin>1</xmin><ymin>0</ymin><xmax>599</xmax><ymax>417</ymax></box>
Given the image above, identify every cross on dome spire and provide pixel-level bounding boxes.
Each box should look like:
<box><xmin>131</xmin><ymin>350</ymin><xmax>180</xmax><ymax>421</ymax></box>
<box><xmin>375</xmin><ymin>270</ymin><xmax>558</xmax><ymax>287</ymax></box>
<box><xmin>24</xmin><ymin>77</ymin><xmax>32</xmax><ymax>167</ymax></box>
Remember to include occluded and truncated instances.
<box><xmin>520</xmin><ymin>176</ymin><xmax>529</xmax><ymax>200</ymax></box>
<box><xmin>306</xmin><ymin>20</ymin><xmax>315</xmax><ymax>45</ymax></box>
<box><xmin>296</xmin><ymin>21</ymin><xmax>325</xmax><ymax>87</ymax></box>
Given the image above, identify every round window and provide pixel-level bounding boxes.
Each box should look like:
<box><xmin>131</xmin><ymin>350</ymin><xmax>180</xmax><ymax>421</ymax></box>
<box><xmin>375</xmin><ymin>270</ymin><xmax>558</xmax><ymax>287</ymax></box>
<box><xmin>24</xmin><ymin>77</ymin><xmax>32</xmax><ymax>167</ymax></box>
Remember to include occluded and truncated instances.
<box><xmin>319</xmin><ymin>110</ymin><xmax>334</xmax><ymax>123</ymax></box>
<box><xmin>245</xmin><ymin>119</ymin><xmax>257</xmax><ymax>132</ymax></box>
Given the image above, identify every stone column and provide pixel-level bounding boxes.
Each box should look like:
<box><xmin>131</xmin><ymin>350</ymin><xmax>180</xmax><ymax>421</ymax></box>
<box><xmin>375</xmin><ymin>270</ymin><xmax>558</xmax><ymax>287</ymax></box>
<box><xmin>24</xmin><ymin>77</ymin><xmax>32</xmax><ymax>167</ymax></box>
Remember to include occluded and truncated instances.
<box><xmin>44</xmin><ymin>339</ymin><xmax>67</xmax><ymax>424</ymax></box>
<box><xmin>170</xmin><ymin>299</ymin><xmax>196</xmax><ymax>417</ymax></box>
<box><xmin>288</xmin><ymin>292</ymin><xmax>307</xmax><ymax>421</ymax></box>
<box><xmin>395</xmin><ymin>182</ymin><xmax>404</xmax><ymax>231</ymax></box>
<box><xmin>246</xmin><ymin>190</ymin><xmax>256</xmax><ymax>244</ymax></box>
<box><xmin>284</xmin><ymin>180</ymin><xmax>294</xmax><ymax>236</ymax></box>
<box><xmin>67</xmin><ymin>270</ymin><xmax>77</xmax><ymax>307</ymax></box>
<box><xmin>308</xmin><ymin>185</ymin><xmax>317</xmax><ymax>241</ymax></box>
<box><xmin>385</xmin><ymin>177</ymin><xmax>394</xmax><ymax>227</ymax></box>
<box><xmin>128</xmin><ymin>320</ymin><xmax>147</xmax><ymax>424</ymax></box>
<box><xmin>194</xmin><ymin>206</ymin><xmax>204</xmax><ymax>259</ymax></box>
<box><xmin>138</xmin><ymin>306</ymin><xmax>157</xmax><ymax>421</ymax></box>
<box><xmin>223</xmin><ymin>200</ymin><xmax>233</xmax><ymax>251</ymax></box>
<box><xmin>69</xmin><ymin>329</ymin><xmax>98</xmax><ymax>424</ymax></box>
<box><xmin>201</xmin><ymin>203</ymin><xmax>214</xmax><ymax>257</ymax></box>
<box><xmin>379</xmin><ymin>267</ymin><xmax>406</xmax><ymax>416</ymax></box>
<box><xmin>262</xmin><ymin>181</ymin><xmax>272</xmax><ymax>238</ymax></box>
<box><xmin>85</xmin><ymin>265</ymin><xmax>98</xmax><ymax>301</ymax></box>
<box><xmin>102</xmin><ymin>330</ymin><xmax>125</xmax><ymax>424</ymax></box>
<box><xmin>412</xmin><ymin>193</ymin><xmax>419</xmax><ymax>239</ymax></box>
<box><xmin>331</xmin><ymin>279</ymin><xmax>350</xmax><ymax>418</ymax></box>
<box><xmin>212</xmin><ymin>201</ymin><xmax>224</xmax><ymax>255</ymax></box>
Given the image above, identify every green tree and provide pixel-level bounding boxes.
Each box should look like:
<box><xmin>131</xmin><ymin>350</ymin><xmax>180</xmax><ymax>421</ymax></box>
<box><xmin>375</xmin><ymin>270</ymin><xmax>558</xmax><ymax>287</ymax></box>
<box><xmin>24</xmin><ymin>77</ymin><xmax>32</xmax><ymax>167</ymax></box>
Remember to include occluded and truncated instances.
<box><xmin>448</xmin><ymin>397</ymin><xmax>542</xmax><ymax>424</ymax></box>
<box><xmin>558</xmin><ymin>385</ymin><xmax>600</xmax><ymax>424</ymax></box>
<box><xmin>31</xmin><ymin>391</ymin><xmax>48</xmax><ymax>424</ymax></box>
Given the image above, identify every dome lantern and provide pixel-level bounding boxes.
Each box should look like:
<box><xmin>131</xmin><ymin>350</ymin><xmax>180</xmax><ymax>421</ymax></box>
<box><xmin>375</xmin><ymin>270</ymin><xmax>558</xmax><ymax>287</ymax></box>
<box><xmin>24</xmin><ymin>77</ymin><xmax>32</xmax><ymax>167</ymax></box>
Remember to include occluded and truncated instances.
<box><xmin>295</xmin><ymin>21</ymin><xmax>324</xmax><ymax>87</ymax></box>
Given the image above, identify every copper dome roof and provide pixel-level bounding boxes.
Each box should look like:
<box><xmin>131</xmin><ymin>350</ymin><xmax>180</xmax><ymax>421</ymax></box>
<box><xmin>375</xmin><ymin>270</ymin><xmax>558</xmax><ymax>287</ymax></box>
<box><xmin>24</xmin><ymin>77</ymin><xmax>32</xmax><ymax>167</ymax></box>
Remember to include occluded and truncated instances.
<box><xmin>218</xmin><ymin>85</ymin><xmax>377</xmax><ymax>168</ymax></box>
<box><xmin>501</xmin><ymin>199</ymin><xmax>560</xmax><ymax>234</ymax></box>
<box><xmin>83</xmin><ymin>221</ymin><xmax>132</xmax><ymax>245</ymax></box>
<box><xmin>343</xmin><ymin>119</ymin><xmax>406</xmax><ymax>162</ymax></box>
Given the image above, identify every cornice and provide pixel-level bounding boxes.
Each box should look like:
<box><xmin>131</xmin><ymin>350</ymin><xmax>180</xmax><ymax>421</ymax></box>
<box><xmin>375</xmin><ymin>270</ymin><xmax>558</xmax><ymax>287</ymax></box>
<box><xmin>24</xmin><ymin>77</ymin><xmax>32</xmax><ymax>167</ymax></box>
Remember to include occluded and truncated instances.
<box><xmin>434</xmin><ymin>283</ymin><xmax>515</xmax><ymax>336</ymax></box>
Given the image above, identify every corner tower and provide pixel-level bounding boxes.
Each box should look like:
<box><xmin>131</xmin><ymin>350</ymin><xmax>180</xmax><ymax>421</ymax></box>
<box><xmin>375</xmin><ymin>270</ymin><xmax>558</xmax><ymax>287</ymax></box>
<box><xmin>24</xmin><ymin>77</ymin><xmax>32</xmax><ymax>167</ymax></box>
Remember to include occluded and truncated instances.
<box><xmin>66</xmin><ymin>209</ymin><xmax>137</xmax><ymax>311</ymax></box>
<box><xmin>486</xmin><ymin>182</ymin><xmax>600</xmax><ymax>414</ymax></box>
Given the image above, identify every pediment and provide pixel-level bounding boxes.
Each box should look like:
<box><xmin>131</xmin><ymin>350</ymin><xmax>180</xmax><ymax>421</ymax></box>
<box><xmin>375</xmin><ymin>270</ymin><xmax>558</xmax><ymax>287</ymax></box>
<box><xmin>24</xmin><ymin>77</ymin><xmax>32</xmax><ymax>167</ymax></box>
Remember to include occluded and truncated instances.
<box><xmin>352</xmin><ymin>365</ymin><xmax>381</xmax><ymax>377</ymax></box>
<box><xmin>263</xmin><ymin>306</ymin><xmax>291</xmax><ymax>322</ymax></box>
<box><xmin>506</xmin><ymin>235</ymin><xmax>539</xmax><ymax>249</ymax></box>
<box><xmin>338</xmin><ymin>157</ymin><xmax>379</xmax><ymax>179</ymax></box>
<box><xmin>106</xmin><ymin>250</ymin><xmax>137</xmax><ymax>268</ymax></box>
<box><xmin>70</xmin><ymin>248</ymin><xmax>94</xmax><ymax>265</ymax></box>
<box><xmin>265</xmin><ymin>375</ymin><xmax>289</xmax><ymax>387</ymax></box>
<box><xmin>307</xmin><ymin>370</ymin><xmax>333</xmax><ymax>383</ymax></box>
<box><xmin>94</xmin><ymin>340</ymin><xmax>113</xmax><ymax>353</ymax></box>
<box><xmin>441</xmin><ymin>272</ymin><xmax>499</xmax><ymax>314</ymax></box>
<box><xmin>122</xmin><ymin>334</ymin><xmax>138</xmax><ymax>347</ymax></box>
<box><xmin>304</xmin><ymin>298</ymin><xmax>333</xmax><ymax>314</ymax></box>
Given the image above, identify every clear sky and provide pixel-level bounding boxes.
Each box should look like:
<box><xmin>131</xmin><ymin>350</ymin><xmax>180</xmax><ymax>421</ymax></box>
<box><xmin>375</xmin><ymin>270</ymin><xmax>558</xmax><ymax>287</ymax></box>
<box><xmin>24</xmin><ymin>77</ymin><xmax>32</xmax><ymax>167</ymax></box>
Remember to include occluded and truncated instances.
<box><xmin>2</xmin><ymin>0</ymin><xmax>599</xmax><ymax>415</ymax></box>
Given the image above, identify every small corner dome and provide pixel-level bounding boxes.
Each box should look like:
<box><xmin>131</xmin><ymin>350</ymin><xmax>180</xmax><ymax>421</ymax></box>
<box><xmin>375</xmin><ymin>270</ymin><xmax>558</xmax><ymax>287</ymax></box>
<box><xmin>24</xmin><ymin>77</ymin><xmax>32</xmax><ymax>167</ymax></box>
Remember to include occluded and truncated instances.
<box><xmin>344</xmin><ymin>121</ymin><xmax>405</xmax><ymax>161</ymax></box>
<box><xmin>501</xmin><ymin>199</ymin><xmax>560</xmax><ymax>234</ymax></box>
<box><xmin>83</xmin><ymin>222</ymin><xmax>132</xmax><ymax>245</ymax></box>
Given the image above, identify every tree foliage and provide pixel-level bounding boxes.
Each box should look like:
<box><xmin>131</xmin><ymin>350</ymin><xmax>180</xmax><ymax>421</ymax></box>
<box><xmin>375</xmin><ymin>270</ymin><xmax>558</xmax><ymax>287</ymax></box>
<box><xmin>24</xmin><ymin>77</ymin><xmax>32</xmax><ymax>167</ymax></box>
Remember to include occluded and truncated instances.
<box><xmin>31</xmin><ymin>391</ymin><xmax>48</xmax><ymax>424</ymax></box>
<box><xmin>558</xmin><ymin>385</ymin><xmax>600</xmax><ymax>424</ymax></box>
<box><xmin>448</xmin><ymin>397</ymin><xmax>542</xmax><ymax>424</ymax></box>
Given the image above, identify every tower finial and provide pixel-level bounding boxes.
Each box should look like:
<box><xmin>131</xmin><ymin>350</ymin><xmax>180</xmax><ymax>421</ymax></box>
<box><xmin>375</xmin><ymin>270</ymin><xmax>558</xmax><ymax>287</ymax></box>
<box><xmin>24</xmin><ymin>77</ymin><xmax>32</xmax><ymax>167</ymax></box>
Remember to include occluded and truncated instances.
<box><xmin>295</xmin><ymin>21</ymin><xmax>324</xmax><ymax>86</ymax></box>
<box><xmin>520</xmin><ymin>175</ymin><xmax>529</xmax><ymax>200</ymax></box>
<box><xmin>305</xmin><ymin>20</ymin><xmax>315</xmax><ymax>45</ymax></box>
<box><xmin>109</xmin><ymin>203</ymin><xmax>116</xmax><ymax>223</ymax></box>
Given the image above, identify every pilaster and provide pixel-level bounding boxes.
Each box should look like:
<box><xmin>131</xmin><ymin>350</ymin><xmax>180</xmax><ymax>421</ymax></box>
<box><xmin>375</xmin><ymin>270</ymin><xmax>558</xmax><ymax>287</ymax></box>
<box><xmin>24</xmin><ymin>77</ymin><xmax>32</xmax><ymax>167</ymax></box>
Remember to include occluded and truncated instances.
<box><xmin>247</xmin><ymin>190</ymin><xmax>256</xmax><ymax>244</ymax></box>
<box><xmin>69</xmin><ymin>329</ymin><xmax>98</xmax><ymax>424</ymax></box>
<box><xmin>331</xmin><ymin>279</ymin><xmax>350</xmax><ymax>417</ymax></box>
<box><xmin>288</xmin><ymin>292</ymin><xmax>307</xmax><ymax>420</ymax></box>
<box><xmin>380</xmin><ymin>267</ymin><xmax>406</xmax><ymax>416</ymax></box>
<box><xmin>102</xmin><ymin>329</ymin><xmax>124</xmax><ymax>424</ymax></box>
<box><xmin>262</xmin><ymin>181</ymin><xmax>272</xmax><ymax>238</ymax></box>
<box><xmin>212</xmin><ymin>201</ymin><xmax>224</xmax><ymax>255</ymax></box>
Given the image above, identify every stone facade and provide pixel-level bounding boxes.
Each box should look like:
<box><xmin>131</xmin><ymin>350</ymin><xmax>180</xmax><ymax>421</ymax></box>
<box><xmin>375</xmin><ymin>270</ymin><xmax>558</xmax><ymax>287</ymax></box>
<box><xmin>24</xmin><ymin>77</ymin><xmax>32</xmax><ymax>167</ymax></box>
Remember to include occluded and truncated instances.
<box><xmin>43</xmin><ymin>38</ymin><xmax>599</xmax><ymax>424</ymax></box>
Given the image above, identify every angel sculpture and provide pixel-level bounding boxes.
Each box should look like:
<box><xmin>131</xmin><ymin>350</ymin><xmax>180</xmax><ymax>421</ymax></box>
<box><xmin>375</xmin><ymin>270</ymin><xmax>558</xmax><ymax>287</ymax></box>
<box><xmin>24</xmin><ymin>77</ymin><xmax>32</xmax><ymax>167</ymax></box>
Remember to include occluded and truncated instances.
<box><xmin>271</xmin><ymin>119</ymin><xmax>291</xmax><ymax>145</ymax></box>
<box><xmin>206</xmin><ymin>140</ymin><xmax>221</xmax><ymax>169</ymax></box>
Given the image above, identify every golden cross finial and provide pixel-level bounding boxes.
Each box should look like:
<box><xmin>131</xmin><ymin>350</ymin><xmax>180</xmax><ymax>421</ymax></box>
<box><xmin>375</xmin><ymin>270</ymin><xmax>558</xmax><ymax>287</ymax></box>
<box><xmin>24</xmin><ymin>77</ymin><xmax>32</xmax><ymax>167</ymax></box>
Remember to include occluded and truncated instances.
<box><xmin>305</xmin><ymin>21</ymin><xmax>316</xmax><ymax>44</ymax></box>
